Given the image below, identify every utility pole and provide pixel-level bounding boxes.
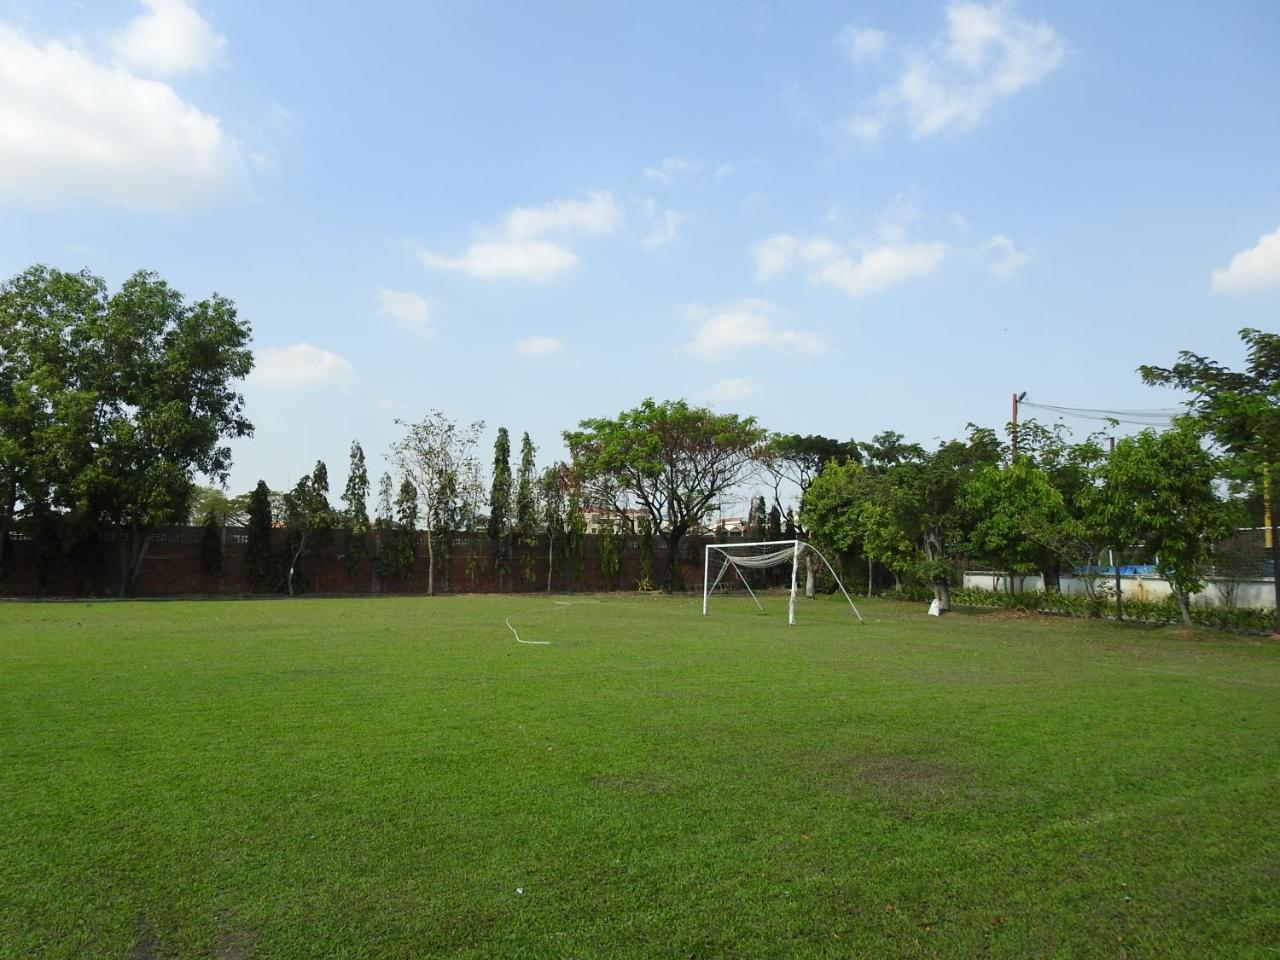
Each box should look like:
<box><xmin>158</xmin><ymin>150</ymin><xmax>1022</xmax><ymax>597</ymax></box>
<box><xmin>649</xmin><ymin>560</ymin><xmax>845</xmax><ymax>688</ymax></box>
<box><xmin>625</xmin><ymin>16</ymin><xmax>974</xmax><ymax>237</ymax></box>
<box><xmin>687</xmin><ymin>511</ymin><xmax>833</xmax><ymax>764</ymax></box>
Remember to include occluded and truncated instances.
<box><xmin>1010</xmin><ymin>391</ymin><xmax>1027</xmax><ymax>461</ymax></box>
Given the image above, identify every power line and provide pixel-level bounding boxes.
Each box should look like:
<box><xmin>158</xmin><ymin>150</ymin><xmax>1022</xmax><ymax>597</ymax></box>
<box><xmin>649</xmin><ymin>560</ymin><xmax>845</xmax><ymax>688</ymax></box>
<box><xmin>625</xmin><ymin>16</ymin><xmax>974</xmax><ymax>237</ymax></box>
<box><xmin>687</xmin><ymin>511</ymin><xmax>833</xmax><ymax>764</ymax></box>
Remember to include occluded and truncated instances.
<box><xmin>1019</xmin><ymin>399</ymin><xmax>1181</xmax><ymax>427</ymax></box>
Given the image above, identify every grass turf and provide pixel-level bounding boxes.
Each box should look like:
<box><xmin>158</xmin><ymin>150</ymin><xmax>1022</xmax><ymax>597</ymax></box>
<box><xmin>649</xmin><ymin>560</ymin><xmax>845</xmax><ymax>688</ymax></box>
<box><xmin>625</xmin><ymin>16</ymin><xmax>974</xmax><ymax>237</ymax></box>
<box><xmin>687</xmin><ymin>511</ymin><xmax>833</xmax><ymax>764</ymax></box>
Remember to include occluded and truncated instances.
<box><xmin>1</xmin><ymin>594</ymin><xmax>1278</xmax><ymax>958</ymax></box>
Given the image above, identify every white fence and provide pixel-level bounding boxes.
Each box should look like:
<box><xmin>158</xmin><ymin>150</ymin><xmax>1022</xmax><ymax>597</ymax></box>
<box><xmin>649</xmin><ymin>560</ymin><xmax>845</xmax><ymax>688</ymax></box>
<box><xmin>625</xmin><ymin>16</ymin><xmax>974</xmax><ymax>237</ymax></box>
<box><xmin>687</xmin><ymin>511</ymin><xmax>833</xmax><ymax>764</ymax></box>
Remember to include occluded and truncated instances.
<box><xmin>962</xmin><ymin>571</ymin><xmax>1276</xmax><ymax>610</ymax></box>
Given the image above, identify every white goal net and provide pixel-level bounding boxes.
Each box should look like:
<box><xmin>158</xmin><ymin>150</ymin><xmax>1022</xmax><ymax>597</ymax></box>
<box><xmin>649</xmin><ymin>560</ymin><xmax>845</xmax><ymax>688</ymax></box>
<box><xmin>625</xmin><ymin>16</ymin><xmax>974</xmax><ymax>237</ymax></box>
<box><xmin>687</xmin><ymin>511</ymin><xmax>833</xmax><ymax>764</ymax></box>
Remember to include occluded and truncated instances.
<box><xmin>702</xmin><ymin>540</ymin><xmax>863</xmax><ymax>625</ymax></box>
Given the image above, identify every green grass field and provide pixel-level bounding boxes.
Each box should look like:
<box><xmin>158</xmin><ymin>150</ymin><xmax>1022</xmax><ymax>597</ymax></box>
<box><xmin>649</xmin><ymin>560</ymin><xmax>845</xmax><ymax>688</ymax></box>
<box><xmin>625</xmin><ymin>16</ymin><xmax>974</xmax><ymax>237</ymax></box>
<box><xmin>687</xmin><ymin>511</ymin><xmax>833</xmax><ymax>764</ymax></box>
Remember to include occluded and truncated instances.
<box><xmin>2</xmin><ymin>594</ymin><xmax>1278</xmax><ymax>958</ymax></box>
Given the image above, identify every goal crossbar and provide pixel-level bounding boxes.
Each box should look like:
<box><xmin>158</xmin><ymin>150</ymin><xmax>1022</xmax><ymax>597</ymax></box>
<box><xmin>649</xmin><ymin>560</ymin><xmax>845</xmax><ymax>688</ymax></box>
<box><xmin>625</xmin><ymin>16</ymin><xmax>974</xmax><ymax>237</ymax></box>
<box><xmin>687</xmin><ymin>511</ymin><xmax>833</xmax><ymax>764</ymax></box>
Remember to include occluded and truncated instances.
<box><xmin>702</xmin><ymin>540</ymin><xmax>864</xmax><ymax>625</ymax></box>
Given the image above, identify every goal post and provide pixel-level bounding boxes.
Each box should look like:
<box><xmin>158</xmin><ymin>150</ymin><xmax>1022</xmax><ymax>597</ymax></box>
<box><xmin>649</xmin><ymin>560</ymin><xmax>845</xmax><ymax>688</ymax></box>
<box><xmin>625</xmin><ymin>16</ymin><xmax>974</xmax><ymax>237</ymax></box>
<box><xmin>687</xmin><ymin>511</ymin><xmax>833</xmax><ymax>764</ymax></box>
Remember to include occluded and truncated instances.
<box><xmin>702</xmin><ymin>539</ymin><xmax>863</xmax><ymax>625</ymax></box>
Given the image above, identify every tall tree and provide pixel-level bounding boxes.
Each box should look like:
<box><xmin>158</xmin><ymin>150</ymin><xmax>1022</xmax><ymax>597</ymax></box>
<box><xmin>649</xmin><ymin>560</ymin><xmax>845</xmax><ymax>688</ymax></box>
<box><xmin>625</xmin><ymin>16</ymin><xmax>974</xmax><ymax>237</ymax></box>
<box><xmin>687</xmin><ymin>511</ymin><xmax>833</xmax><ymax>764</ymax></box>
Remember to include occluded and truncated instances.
<box><xmin>283</xmin><ymin>461</ymin><xmax>333</xmax><ymax>596</ymax></box>
<box><xmin>803</xmin><ymin>428</ymin><xmax>1002</xmax><ymax>609</ymax></box>
<box><xmin>488</xmin><ymin>427</ymin><xmax>512</xmax><ymax>589</ymax></box>
<box><xmin>392</xmin><ymin>477</ymin><xmax>419</xmax><ymax>583</ymax></box>
<box><xmin>538</xmin><ymin>463</ymin><xmax>568</xmax><ymax>592</ymax></box>
<box><xmin>1089</xmin><ymin>425</ymin><xmax>1233</xmax><ymax>626</ymax></box>
<box><xmin>566</xmin><ymin>399</ymin><xmax>765</xmax><ymax>592</ymax></box>
<box><xmin>244</xmin><ymin>480</ymin><xmax>274</xmax><ymax>591</ymax></box>
<box><xmin>341</xmin><ymin>441</ymin><xmax>370</xmax><ymax>584</ymax></box>
<box><xmin>515</xmin><ymin>432</ymin><xmax>539</xmax><ymax>586</ymax></box>
<box><xmin>200</xmin><ymin>509</ymin><xmax>223</xmax><ymax>589</ymax></box>
<box><xmin>389</xmin><ymin>410</ymin><xmax>486</xmax><ymax>596</ymax></box>
<box><xmin>1140</xmin><ymin>329</ymin><xmax>1280</xmax><ymax>631</ymax></box>
<box><xmin>0</xmin><ymin>266</ymin><xmax>254</xmax><ymax>594</ymax></box>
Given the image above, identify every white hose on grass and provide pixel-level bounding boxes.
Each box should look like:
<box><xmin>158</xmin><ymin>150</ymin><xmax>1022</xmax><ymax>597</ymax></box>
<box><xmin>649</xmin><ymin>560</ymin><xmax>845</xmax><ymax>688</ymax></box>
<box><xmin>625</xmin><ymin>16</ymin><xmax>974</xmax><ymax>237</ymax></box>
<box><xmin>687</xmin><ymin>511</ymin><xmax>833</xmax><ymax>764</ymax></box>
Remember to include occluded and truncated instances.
<box><xmin>505</xmin><ymin>615</ymin><xmax>550</xmax><ymax>646</ymax></box>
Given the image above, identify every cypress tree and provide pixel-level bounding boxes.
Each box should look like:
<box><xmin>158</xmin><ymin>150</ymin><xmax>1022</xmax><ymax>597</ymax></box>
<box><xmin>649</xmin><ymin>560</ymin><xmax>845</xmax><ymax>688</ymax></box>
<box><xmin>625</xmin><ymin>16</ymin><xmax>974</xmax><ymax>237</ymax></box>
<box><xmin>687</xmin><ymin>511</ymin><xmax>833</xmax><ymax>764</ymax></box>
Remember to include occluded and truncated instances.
<box><xmin>342</xmin><ymin>441</ymin><xmax>370</xmax><ymax>583</ymax></box>
<box><xmin>488</xmin><ymin>427</ymin><xmax>512</xmax><ymax>589</ymax></box>
<box><xmin>244</xmin><ymin>481</ymin><xmax>273</xmax><ymax>591</ymax></box>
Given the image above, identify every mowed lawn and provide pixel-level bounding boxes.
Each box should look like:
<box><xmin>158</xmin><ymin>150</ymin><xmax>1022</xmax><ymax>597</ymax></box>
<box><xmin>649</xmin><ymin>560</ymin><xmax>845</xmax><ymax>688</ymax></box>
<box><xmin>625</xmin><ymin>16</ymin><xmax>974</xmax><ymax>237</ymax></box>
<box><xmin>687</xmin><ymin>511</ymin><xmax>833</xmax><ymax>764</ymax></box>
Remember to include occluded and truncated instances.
<box><xmin>1</xmin><ymin>595</ymin><xmax>1278</xmax><ymax>959</ymax></box>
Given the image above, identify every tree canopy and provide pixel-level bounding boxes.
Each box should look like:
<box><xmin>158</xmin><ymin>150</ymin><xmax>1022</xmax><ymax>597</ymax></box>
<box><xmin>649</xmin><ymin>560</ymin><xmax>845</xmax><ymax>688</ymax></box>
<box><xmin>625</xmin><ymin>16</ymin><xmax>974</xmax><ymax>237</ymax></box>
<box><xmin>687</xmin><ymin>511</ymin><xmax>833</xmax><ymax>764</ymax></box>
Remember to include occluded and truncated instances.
<box><xmin>565</xmin><ymin>398</ymin><xmax>765</xmax><ymax>591</ymax></box>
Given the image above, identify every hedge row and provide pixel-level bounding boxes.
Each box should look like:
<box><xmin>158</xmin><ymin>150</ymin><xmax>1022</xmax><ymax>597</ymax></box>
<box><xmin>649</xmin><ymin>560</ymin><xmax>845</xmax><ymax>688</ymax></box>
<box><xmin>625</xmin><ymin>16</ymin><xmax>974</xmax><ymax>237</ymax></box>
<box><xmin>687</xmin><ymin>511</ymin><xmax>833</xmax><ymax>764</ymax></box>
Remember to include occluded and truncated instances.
<box><xmin>949</xmin><ymin>586</ymin><xmax>1274</xmax><ymax>634</ymax></box>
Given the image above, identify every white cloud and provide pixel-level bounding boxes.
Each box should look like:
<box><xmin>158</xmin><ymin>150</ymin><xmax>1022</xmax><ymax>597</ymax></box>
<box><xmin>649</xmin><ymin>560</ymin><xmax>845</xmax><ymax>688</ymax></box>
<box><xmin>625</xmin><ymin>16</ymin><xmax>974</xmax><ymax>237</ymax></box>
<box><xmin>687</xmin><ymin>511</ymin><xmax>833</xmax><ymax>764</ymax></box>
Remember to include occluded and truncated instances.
<box><xmin>111</xmin><ymin>0</ymin><xmax>225</xmax><ymax>76</ymax></box>
<box><xmin>1211</xmin><ymin>227</ymin><xmax>1280</xmax><ymax>295</ymax></box>
<box><xmin>251</xmin><ymin>344</ymin><xmax>354</xmax><ymax>390</ymax></box>
<box><xmin>714</xmin><ymin>163</ymin><xmax>736</xmax><ymax>181</ymax></box>
<box><xmin>754</xmin><ymin>231</ymin><xmax>946</xmax><ymax>295</ymax></box>
<box><xmin>515</xmin><ymin>335</ymin><xmax>564</xmax><ymax>356</ymax></box>
<box><xmin>710</xmin><ymin>378</ymin><xmax>759</xmax><ymax>403</ymax></box>
<box><xmin>847</xmin><ymin>2</ymin><xmax>1066</xmax><ymax>141</ymax></box>
<box><xmin>378</xmin><ymin>288</ymin><xmax>434</xmax><ymax>338</ymax></box>
<box><xmin>643</xmin><ymin>156</ymin><xmax>700</xmax><ymax>185</ymax></box>
<box><xmin>840</xmin><ymin>26</ymin><xmax>888</xmax><ymax>64</ymax></box>
<box><xmin>0</xmin><ymin>23</ymin><xmax>243</xmax><ymax>211</ymax></box>
<box><xmin>641</xmin><ymin>199</ymin><xmax>687</xmax><ymax>250</ymax></box>
<box><xmin>818</xmin><ymin>242</ymin><xmax>949</xmax><ymax>296</ymax></box>
<box><xmin>421</xmin><ymin>191</ymin><xmax>619</xmax><ymax>282</ymax></box>
<box><xmin>682</xmin><ymin>299</ymin><xmax>827</xmax><ymax>361</ymax></box>
<box><xmin>983</xmin><ymin>234</ymin><xmax>1029</xmax><ymax>278</ymax></box>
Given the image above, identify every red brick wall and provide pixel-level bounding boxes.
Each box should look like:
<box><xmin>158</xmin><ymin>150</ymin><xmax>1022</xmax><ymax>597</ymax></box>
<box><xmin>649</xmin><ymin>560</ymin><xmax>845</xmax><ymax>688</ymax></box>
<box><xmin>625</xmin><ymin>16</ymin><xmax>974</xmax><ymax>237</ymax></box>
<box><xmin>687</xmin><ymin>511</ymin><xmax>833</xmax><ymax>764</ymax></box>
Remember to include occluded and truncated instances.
<box><xmin>1</xmin><ymin>527</ymin><xmax>714</xmax><ymax>597</ymax></box>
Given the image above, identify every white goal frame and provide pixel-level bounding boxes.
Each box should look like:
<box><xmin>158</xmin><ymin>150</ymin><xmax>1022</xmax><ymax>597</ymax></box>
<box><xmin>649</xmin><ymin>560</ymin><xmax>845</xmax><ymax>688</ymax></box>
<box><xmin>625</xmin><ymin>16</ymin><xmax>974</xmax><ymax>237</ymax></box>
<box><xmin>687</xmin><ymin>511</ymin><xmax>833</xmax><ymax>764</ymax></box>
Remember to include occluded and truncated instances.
<box><xmin>702</xmin><ymin>539</ymin><xmax>864</xmax><ymax>625</ymax></box>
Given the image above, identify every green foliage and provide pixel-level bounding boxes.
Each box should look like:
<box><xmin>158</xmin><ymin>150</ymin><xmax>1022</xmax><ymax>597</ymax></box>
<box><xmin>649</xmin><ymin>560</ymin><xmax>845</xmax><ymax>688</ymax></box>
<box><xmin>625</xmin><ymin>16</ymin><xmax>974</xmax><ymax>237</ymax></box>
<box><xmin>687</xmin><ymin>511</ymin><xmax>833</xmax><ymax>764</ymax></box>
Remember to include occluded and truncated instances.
<box><xmin>1141</xmin><ymin>328</ymin><xmax>1280</xmax><ymax>631</ymax></box>
<box><xmin>538</xmin><ymin>464</ymin><xmax>568</xmax><ymax>592</ymax></box>
<box><xmin>391</xmin><ymin>410</ymin><xmax>485</xmax><ymax>596</ymax></box>
<box><xmin>488</xmin><ymin>427</ymin><xmax>512</xmax><ymax>586</ymax></box>
<box><xmin>244</xmin><ymin>481</ymin><xmax>274</xmax><ymax>591</ymax></box>
<box><xmin>598</xmin><ymin>533</ymin><xmax>621</xmax><ymax>590</ymax></box>
<box><xmin>1089</xmin><ymin>424</ymin><xmax>1232</xmax><ymax>624</ymax></box>
<box><xmin>341</xmin><ymin>441</ymin><xmax>370</xmax><ymax>583</ymax></box>
<box><xmin>803</xmin><ymin>427</ymin><xmax>1001</xmax><ymax>608</ymax></box>
<box><xmin>962</xmin><ymin>460</ymin><xmax>1071</xmax><ymax>586</ymax></box>
<box><xmin>950</xmin><ymin>586</ymin><xmax>1273</xmax><ymax>634</ymax></box>
<box><xmin>515</xmin><ymin>432</ymin><xmax>539</xmax><ymax>586</ymax></box>
<box><xmin>188</xmin><ymin>486</ymin><xmax>249</xmax><ymax>526</ymax></box>
<box><xmin>0</xmin><ymin>265</ymin><xmax>254</xmax><ymax>594</ymax></box>
<box><xmin>566</xmin><ymin>398</ymin><xmax>765</xmax><ymax>591</ymax></box>
<box><xmin>283</xmin><ymin>461</ymin><xmax>334</xmax><ymax>596</ymax></box>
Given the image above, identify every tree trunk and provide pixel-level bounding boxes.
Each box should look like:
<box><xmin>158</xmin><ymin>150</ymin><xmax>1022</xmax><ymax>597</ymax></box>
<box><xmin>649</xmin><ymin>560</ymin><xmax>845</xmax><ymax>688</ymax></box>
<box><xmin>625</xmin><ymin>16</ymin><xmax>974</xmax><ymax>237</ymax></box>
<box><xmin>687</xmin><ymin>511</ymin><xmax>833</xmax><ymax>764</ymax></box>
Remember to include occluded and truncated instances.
<box><xmin>0</xmin><ymin>482</ymin><xmax>14</xmax><ymax>582</ymax></box>
<box><xmin>1114</xmin><ymin>550</ymin><xmax>1123</xmax><ymax>622</ymax></box>
<box><xmin>1174</xmin><ymin>587</ymin><xmax>1193</xmax><ymax>627</ymax></box>
<box><xmin>805</xmin><ymin>555</ymin><xmax>815</xmax><ymax>598</ymax></box>
<box><xmin>426</xmin><ymin>526</ymin><xmax>434</xmax><ymax>596</ymax></box>
<box><xmin>933</xmin><ymin>580</ymin><xmax>951</xmax><ymax>611</ymax></box>
<box><xmin>867</xmin><ymin>557</ymin><xmax>873</xmax><ymax>597</ymax></box>
<box><xmin>546</xmin><ymin>532</ymin><xmax>554</xmax><ymax>593</ymax></box>
<box><xmin>120</xmin><ymin>525</ymin><xmax>152</xmax><ymax>598</ymax></box>
<box><xmin>287</xmin><ymin>532</ymin><xmax>306</xmax><ymax>597</ymax></box>
<box><xmin>664</xmin><ymin>534</ymin><xmax>681</xmax><ymax>593</ymax></box>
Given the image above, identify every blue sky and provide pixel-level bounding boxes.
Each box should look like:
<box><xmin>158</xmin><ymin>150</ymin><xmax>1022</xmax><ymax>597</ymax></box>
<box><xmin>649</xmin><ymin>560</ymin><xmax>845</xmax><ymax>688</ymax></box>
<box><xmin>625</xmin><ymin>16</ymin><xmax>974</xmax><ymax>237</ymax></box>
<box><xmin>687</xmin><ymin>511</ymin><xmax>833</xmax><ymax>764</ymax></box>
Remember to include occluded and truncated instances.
<box><xmin>3</xmin><ymin>1</ymin><xmax>1278</xmax><ymax>511</ymax></box>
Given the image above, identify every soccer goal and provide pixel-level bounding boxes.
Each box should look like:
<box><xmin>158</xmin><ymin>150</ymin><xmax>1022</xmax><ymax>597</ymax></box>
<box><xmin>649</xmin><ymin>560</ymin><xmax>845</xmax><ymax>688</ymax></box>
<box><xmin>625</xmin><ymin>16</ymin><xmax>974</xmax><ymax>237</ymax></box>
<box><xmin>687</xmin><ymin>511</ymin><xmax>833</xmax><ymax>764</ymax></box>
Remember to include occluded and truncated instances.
<box><xmin>702</xmin><ymin>540</ymin><xmax>864</xmax><ymax>625</ymax></box>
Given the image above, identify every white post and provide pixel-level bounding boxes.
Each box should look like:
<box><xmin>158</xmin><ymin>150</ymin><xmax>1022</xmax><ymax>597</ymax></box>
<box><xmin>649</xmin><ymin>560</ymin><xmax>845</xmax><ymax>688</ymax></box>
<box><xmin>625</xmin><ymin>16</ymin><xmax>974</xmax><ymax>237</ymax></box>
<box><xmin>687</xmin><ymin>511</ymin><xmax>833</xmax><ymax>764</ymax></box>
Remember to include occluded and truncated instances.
<box><xmin>788</xmin><ymin>540</ymin><xmax>799</xmax><ymax>625</ymax></box>
<box><xmin>703</xmin><ymin>544</ymin><xmax>710</xmax><ymax>616</ymax></box>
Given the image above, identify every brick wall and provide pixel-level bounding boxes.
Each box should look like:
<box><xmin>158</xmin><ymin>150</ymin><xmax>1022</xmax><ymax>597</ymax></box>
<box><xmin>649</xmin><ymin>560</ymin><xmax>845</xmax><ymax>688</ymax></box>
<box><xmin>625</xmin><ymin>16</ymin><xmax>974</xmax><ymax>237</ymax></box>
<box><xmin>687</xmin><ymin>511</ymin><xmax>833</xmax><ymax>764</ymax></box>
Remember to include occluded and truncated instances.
<box><xmin>1</xmin><ymin>526</ymin><xmax>715</xmax><ymax>597</ymax></box>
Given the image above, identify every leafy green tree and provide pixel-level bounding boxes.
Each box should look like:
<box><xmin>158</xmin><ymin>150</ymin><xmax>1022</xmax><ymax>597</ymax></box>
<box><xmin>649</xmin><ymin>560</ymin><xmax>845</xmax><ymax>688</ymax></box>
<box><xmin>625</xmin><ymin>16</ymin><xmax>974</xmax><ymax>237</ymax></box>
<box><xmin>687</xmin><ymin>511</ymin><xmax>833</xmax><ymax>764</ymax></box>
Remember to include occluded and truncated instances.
<box><xmin>0</xmin><ymin>267</ymin><xmax>107</xmax><ymax>582</ymax></box>
<box><xmin>341</xmin><ymin>441</ymin><xmax>370</xmax><ymax>584</ymax></box>
<box><xmin>747</xmin><ymin>495</ymin><xmax>767</xmax><ymax>542</ymax></box>
<box><xmin>283</xmin><ymin>461</ymin><xmax>333</xmax><ymax>596</ymax></box>
<box><xmin>390</xmin><ymin>410</ymin><xmax>485</xmax><ymax>595</ymax></box>
<box><xmin>1140</xmin><ymin>329</ymin><xmax>1280</xmax><ymax>631</ymax></box>
<box><xmin>488</xmin><ymin>427</ymin><xmax>512</xmax><ymax>589</ymax></box>
<box><xmin>244</xmin><ymin>480</ymin><xmax>274</xmax><ymax>591</ymax></box>
<box><xmin>373</xmin><ymin>471</ymin><xmax>395</xmax><ymax>588</ymax></box>
<box><xmin>538</xmin><ymin>463</ymin><xmax>568</xmax><ymax>592</ymax></box>
<box><xmin>963</xmin><ymin>460</ymin><xmax>1071</xmax><ymax>594</ymax></box>
<box><xmin>432</xmin><ymin>472</ymin><xmax>460</xmax><ymax>592</ymax></box>
<box><xmin>758</xmin><ymin>433</ymin><xmax>860</xmax><ymax>531</ymax></box>
<box><xmin>392</xmin><ymin>477</ymin><xmax>419</xmax><ymax>584</ymax></box>
<box><xmin>804</xmin><ymin>428</ymin><xmax>1002</xmax><ymax>609</ymax></box>
<box><xmin>566</xmin><ymin>399</ymin><xmax>765</xmax><ymax>592</ymax></box>
<box><xmin>0</xmin><ymin>266</ymin><xmax>254</xmax><ymax>594</ymax></box>
<box><xmin>515</xmin><ymin>432</ymin><xmax>539</xmax><ymax>586</ymax></box>
<box><xmin>188</xmin><ymin>486</ymin><xmax>248</xmax><ymax>526</ymax></box>
<box><xmin>1089</xmin><ymin>424</ymin><xmax>1233</xmax><ymax>626</ymax></box>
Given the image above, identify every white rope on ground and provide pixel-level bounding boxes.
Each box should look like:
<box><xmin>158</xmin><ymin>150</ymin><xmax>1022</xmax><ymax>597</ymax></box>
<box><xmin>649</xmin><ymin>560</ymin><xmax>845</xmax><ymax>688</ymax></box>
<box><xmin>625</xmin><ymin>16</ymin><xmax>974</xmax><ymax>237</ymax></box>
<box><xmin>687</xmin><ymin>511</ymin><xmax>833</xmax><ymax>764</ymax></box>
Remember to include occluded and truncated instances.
<box><xmin>505</xmin><ymin>615</ymin><xmax>550</xmax><ymax>645</ymax></box>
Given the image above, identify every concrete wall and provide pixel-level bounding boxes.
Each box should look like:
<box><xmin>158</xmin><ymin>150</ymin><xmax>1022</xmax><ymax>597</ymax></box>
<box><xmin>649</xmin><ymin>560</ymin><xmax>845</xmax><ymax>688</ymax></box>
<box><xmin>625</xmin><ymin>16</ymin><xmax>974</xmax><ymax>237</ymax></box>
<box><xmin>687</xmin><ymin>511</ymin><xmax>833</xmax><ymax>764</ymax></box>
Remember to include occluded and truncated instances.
<box><xmin>962</xmin><ymin>571</ymin><xmax>1276</xmax><ymax>609</ymax></box>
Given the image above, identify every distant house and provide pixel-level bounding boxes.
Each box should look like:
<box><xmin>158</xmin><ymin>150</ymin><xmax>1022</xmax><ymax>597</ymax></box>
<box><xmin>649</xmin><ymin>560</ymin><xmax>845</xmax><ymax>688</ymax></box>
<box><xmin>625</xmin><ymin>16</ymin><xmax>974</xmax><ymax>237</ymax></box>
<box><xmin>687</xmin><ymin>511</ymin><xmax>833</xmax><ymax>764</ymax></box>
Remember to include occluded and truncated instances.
<box><xmin>583</xmin><ymin>506</ymin><xmax>650</xmax><ymax>535</ymax></box>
